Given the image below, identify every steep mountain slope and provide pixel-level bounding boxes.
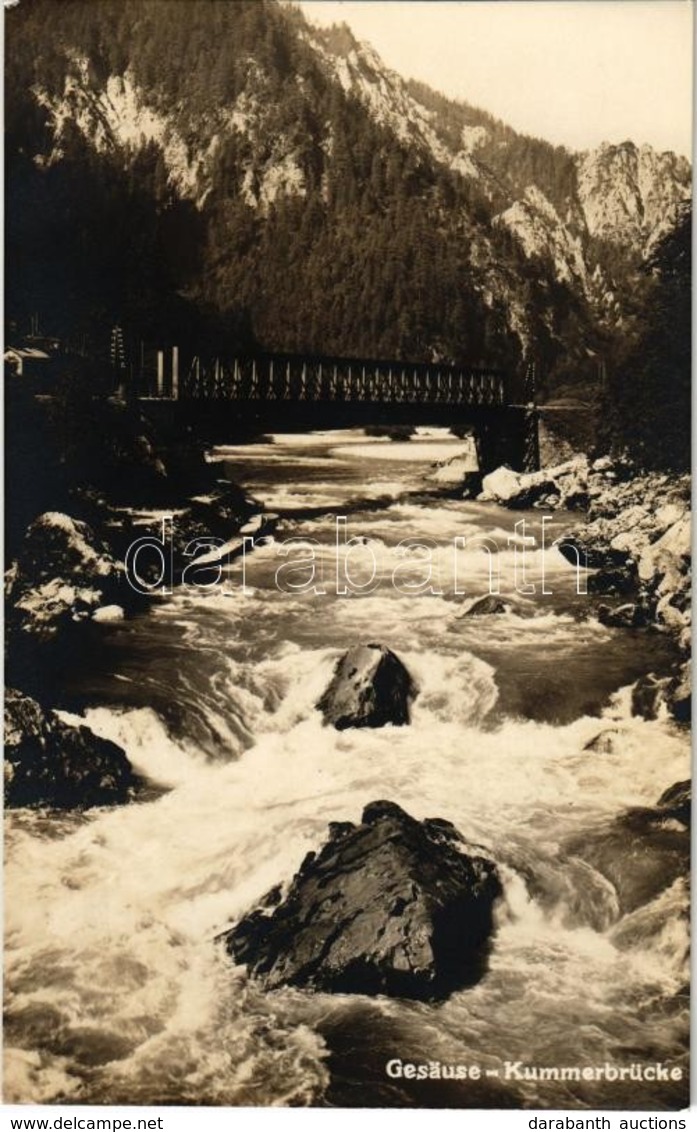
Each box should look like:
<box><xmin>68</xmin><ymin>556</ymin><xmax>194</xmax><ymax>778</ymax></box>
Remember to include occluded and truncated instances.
<box><xmin>5</xmin><ymin>0</ymin><xmax>691</xmax><ymax>399</ymax></box>
<box><xmin>311</xmin><ymin>26</ymin><xmax>689</xmax><ymax>300</ymax></box>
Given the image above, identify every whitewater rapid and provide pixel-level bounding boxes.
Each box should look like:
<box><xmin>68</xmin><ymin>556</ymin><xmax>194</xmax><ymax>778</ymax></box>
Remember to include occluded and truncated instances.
<box><xmin>4</xmin><ymin>430</ymin><xmax>689</xmax><ymax>1109</ymax></box>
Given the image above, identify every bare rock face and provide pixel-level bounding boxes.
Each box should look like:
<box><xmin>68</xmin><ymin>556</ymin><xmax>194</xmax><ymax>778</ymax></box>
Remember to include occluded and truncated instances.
<box><xmin>317</xmin><ymin>643</ymin><xmax>416</xmax><ymax>730</ymax></box>
<box><xmin>224</xmin><ymin>800</ymin><xmax>502</xmax><ymax>1001</ymax></box>
<box><xmin>4</xmin><ymin>688</ymin><xmax>136</xmax><ymax>809</ymax></box>
<box><xmin>576</xmin><ymin>142</ymin><xmax>691</xmax><ymax>250</ymax></box>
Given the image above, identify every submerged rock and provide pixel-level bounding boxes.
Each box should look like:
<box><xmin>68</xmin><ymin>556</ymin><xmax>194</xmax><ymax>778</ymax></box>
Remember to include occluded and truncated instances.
<box><xmin>317</xmin><ymin>643</ymin><xmax>416</xmax><ymax>730</ymax></box>
<box><xmin>224</xmin><ymin>800</ymin><xmax>502</xmax><ymax>1001</ymax></box>
<box><xmin>597</xmin><ymin>602</ymin><xmax>650</xmax><ymax>629</ymax></box>
<box><xmin>666</xmin><ymin>660</ymin><xmax>691</xmax><ymax>723</ymax></box>
<box><xmin>565</xmin><ymin>797</ymin><xmax>689</xmax><ymax>915</ymax></box>
<box><xmin>630</xmin><ymin>673</ymin><xmax>671</xmax><ymax>720</ymax></box>
<box><xmin>461</xmin><ymin>594</ymin><xmax>512</xmax><ymax>617</ymax></box>
<box><xmin>583</xmin><ymin>728</ymin><xmax>623</xmax><ymax>754</ymax></box>
<box><xmin>426</xmin><ymin>453</ymin><xmax>476</xmax><ymax>487</ymax></box>
<box><xmin>4</xmin><ymin>688</ymin><xmax>136</xmax><ymax>809</ymax></box>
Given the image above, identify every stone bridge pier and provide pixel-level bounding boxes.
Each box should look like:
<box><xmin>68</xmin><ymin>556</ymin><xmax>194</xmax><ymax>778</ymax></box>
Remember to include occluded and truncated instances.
<box><xmin>472</xmin><ymin>406</ymin><xmax>540</xmax><ymax>476</ymax></box>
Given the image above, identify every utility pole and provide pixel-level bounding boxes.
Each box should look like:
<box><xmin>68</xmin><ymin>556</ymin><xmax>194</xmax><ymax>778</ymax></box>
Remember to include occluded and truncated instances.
<box><xmin>110</xmin><ymin>324</ymin><xmax>127</xmax><ymax>399</ymax></box>
<box><xmin>524</xmin><ymin>359</ymin><xmax>540</xmax><ymax>472</ymax></box>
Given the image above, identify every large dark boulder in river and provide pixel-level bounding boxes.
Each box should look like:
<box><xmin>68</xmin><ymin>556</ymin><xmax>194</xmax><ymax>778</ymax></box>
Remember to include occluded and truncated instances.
<box><xmin>317</xmin><ymin>643</ymin><xmax>416</xmax><ymax>730</ymax></box>
<box><xmin>4</xmin><ymin>688</ymin><xmax>136</xmax><ymax>809</ymax></box>
<box><xmin>224</xmin><ymin>800</ymin><xmax>502</xmax><ymax>1001</ymax></box>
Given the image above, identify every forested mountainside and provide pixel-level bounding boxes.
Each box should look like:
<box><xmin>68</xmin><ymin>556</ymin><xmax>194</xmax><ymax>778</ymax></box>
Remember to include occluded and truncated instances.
<box><xmin>5</xmin><ymin>0</ymin><xmax>691</xmax><ymax>403</ymax></box>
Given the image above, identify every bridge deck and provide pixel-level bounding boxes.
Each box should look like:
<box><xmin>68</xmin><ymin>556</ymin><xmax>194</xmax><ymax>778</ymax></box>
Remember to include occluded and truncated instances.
<box><xmin>181</xmin><ymin>353</ymin><xmax>507</xmax><ymax>409</ymax></box>
<box><xmin>135</xmin><ymin>350</ymin><xmax>538</xmax><ymax>472</ymax></box>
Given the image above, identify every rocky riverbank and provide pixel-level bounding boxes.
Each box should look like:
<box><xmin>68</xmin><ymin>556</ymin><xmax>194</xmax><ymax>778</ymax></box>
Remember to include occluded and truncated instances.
<box><xmin>5</xmin><ymin>687</ymin><xmax>138</xmax><ymax>809</ymax></box>
<box><xmin>476</xmin><ymin>454</ymin><xmax>691</xmax><ymax>722</ymax></box>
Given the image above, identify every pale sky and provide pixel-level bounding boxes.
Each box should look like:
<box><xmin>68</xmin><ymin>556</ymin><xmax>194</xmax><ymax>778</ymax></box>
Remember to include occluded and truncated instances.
<box><xmin>295</xmin><ymin>1</ymin><xmax>693</xmax><ymax>158</ymax></box>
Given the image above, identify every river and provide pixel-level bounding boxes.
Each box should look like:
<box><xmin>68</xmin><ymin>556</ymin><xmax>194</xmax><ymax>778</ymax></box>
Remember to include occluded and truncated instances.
<box><xmin>4</xmin><ymin>428</ymin><xmax>690</xmax><ymax>1109</ymax></box>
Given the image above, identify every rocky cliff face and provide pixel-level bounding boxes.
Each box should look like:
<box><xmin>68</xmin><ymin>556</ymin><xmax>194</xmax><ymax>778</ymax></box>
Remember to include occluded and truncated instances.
<box><xmin>495</xmin><ymin>186</ymin><xmax>589</xmax><ymax>291</ymax></box>
<box><xmin>577</xmin><ymin>141</ymin><xmax>691</xmax><ymax>251</ymax></box>
<box><xmin>309</xmin><ymin>30</ymin><xmax>691</xmax><ymax>370</ymax></box>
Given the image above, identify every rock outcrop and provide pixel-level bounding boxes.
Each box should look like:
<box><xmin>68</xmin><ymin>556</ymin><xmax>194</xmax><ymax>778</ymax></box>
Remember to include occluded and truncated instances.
<box><xmin>5</xmin><ymin>511</ymin><xmax>126</xmax><ymax>641</ymax></box>
<box><xmin>576</xmin><ymin>141</ymin><xmax>691</xmax><ymax>252</ymax></box>
<box><xmin>5</xmin><ymin>688</ymin><xmax>136</xmax><ymax>809</ymax></box>
<box><xmin>224</xmin><ymin>800</ymin><xmax>502</xmax><ymax>1001</ymax></box>
<box><xmin>480</xmin><ymin>458</ymin><xmax>589</xmax><ymax>511</ymax></box>
<box><xmin>317</xmin><ymin>643</ymin><xmax>416</xmax><ymax>730</ymax></box>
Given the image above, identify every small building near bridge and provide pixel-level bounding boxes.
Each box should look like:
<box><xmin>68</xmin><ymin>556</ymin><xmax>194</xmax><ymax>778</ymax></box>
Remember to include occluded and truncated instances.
<box><xmin>5</xmin><ymin>346</ymin><xmax>52</xmax><ymax>378</ymax></box>
<box><xmin>5</xmin><ymin>338</ymin><xmax>61</xmax><ymax>380</ymax></box>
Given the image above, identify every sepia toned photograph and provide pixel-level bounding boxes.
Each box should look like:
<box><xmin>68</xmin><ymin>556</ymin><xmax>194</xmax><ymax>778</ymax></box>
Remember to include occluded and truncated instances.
<box><xmin>4</xmin><ymin>0</ymin><xmax>692</xmax><ymax>1112</ymax></box>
